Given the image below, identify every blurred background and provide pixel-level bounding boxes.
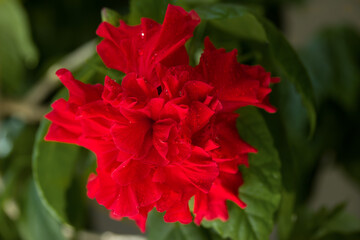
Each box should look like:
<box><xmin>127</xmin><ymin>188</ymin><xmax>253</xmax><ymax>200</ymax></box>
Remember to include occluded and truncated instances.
<box><xmin>0</xmin><ymin>0</ymin><xmax>359</xmax><ymax>239</ymax></box>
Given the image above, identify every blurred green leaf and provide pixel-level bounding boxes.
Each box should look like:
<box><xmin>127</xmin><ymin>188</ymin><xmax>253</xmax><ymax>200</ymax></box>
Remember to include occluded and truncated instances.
<box><xmin>17</xmin><ymin>179</ymin><xmax>65</xmax><ymax>240</ymax></box>
<box><xmin>178</xmin><ymin>0</ymin><xmax>219</xmax><ymax>6</ymax></box>
<box><xmin>202</xmin><ymin>107</ymin><xmax>281</xmax><ymax>240</ymax></box>
<box><xmin>195</xmin><ymin>4</ymin><xmax>268</xmax><ymax>43</ymax></box>
<box><xmin>289</xmin><ymin>204</ymin><xmax>360</xmax><ymax>240</ymax></box>
<box><xmin>31</xmin><ymin>86</ymin><xmax>92</xmax><ymax>226</ymax></box>
<box><xmin>0</xmin><ymin>0</ymin><xmax>38</xmax><ymax>96</ymax></box>
<box><xmin>185</xmin><ymin>3</ymin><xmax>316</xmax><ymax>136</ymax></box>
<box><xmin>300</xmin><ymin>27</ymin><xmax>360</xmax><ymax>112</ymax></box>
<box><xmin>277</xmin><ymin>189</ymin><xmax>296</xmax><ymax>240</ymax></box>
<box><xmin>73</xmin><ymin>53</ymin><xmax>124</xmax><ymax>84</ymax></box>
<box><xmin>0</xmin><ymin>118</ymin><xmax>24</xmax><ymax>159</ymax></box>
<box><xmin>32</xmin><ymin>114</ymin><xmax>84</xmax><ymax>224</ymax></box>
<box><xmin>260</xmin><ymin>18</ymin><xmax>317</xmax><ymax>136</ymax></box>
<box><xmin>0</xmin><ymin>123</ymin><xmax>37</xmax><ymax>239</ymax></box>
<box><xmin>101</xmin><ymin>8</ymin><xmax>122</xmax><ymax>27</ymax></box>
<box><xmin>147</xmin><ymin>211</ymin><xmax>223</xmax><ymax>240</ymax></box>
<box><xmin>1</xmin><ymin>124</ymin><xmax>35</xmax><ymax>204</ymax></box>
<box><xmin>31</xmin><ymin>55</ymin><xmax>104</xmax><ymax>226</ymax></box>
<box><xmin>128</xmin><ymin>0</ymin><xmax>174</xmax><ymax>25</ymax></box>
<box><xmin>298</xmin><ymin>27</ymin><xmax>360</xmax><ymax>190</ymax></box>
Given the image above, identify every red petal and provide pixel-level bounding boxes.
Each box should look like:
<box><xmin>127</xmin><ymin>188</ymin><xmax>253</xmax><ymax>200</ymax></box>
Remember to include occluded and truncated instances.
<box><xmin>45</xmin><ymin>69</ymin><xmax>104</xmax><ymax>143</ymax></box>
<box><xmin>102</xmin><ymin>76</ymin><xmax>123</xmax><ymax>107</ymax></box>
<box><xmin>182</xmin><ymin>80</ymin><xmax>214</xmax><ymax>102</ymax></box>
<box><xmin>96</xmin><ymin>5</ymin><xmax>200</xmax><ymax>86</ymax></box>
<box><xmin>164</xmin><ymin>147</ymin><xmax>219</xmax><ymax>193</ymax></box>
<box><xmin>133</xmin><ymin>176</ymin><xmax>162</xmax><ymax>207</ymax></box>
<box><xmin>152</xmin><ymin>118</ymin><xmax>177</xmax><ymax>159</ymax></box>
<box><xmin>121</xmin><ymin>73</ymin><xmax>158</xmax><ymax>102</ymax></box>
<box><xmin>86</xmin><ymin>171</ymin><xmax>118</xmax><ymax>208</ymax></box>
<box><xmin>56</xmin><ymin>68</ymin><xmax>103</xmax><ymax>104</ymax></box>
<box><xmin>196</xmin><ymin>38</ymin><xmax>278</xmax><ymax>112</ymax></box>
<box><xmin>45</xmin><ymin>100</ymin><xmax>82</xmax><ymax>143</ymax></box>
<box><xmin>163</xmin><ymin>200</ymin><xmax>193</xmax><ymax>224</ymax></box>
<box><xmin>110</xmin><ymin>115</ymin><xmax>152</xmax><ymax>156</ymax></box>
<box><xmin>193</xmin><ymin>172</ymin><xmax>246</xmax><ymax>224</ymax></box>
<box><xmin>211</xmin><ymin>113</ymin><xmax>257</xmax><ymax>162</ymax></box>
<box><xmin>110</xmin><ymin>185</ymin><xmax>139</xmax><ymax>217</ymax></box>
<box><xmin>129</xmin><ymin>204</ymin><xmax>155</xmax><ymax>232</ymax></box>
<box><xmin>187</xmin><ymin>101</ymin><xmax>215</xmax><ymax>133</ymax></box>
<box><xmin>111</xmin><ymin>160</ymin><xmax>152</xmax><ymax>186</ymax></box>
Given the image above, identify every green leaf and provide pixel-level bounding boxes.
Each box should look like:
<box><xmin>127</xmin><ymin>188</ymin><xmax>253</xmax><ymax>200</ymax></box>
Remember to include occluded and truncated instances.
<box><xmin>101</xmin><ymin>8</ymin><xmax>122</xmax><ymax>27</ymax></box>
<box><xmin>202</xmin><ymin>107</ymin><xmax>281</xmax><ymax>240</ymax></box>
<box><xmin>0</xmin><ymin>0</ymin><xmax>38</xmax><ymax>96</ymax></box>
<box><xmin>314</xmin><ymin>208</ymin><xmax>360</xmax><ymax>239</ymax></box>
<box><xmin>290</xmin><ymin>204</ymin><xmax>360</xmax><ymax>240</ymax></box>
<box><xmin>128</xmin><ymin>0</ymin><xmax>174</xmax><ymax>25</ymax></box>
<box><xmin>32</xmin><ymin>91</ymin><xmax>86</xmax><ymax>224</ymax></box>
<box><xmin>147</xmin><ymin>211</ymin><xmax>223</xmax><ymax>240</ymax></box>
<box><xmin>260</xmin><ymin>18</ymin><xmax>317</xmax><ymax>135</ymax></box>
<box><xmin>17</xmin><ymin>179</ymin><xmax>65</xmax><ymax>240</ymax></box>
<box><xmin>194</xmin><ymin>4</ymin><xmax>268</xmax><ymax>43</ymax></box>
<box><xmin>276</xmin><ymin>189</ymin><xmax>296</xmax><ymax>240</ymax></box>
<box><xmin>300</xmin><ymin>27</ymin><xmax>360</xmax><ymax>112</ymax></box>
<box><xmin>186</xmin><ymin>4</ymin><xmax>316</xmax><ymax>135</ymax></box>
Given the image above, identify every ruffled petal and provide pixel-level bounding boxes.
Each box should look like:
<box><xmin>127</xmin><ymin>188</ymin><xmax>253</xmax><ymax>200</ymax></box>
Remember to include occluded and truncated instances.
<box><xmin>211</xmin><ymin>113</ymin><xmax>257</xmax><ymax>164</ymax></box>
<box><xmin>196</xmin><ymin>38</ymin><xmax>278</xmax><ymax>112</ymax></box>
<box><xmin>56</xmin><ymin>68</ymin><xmax>103</xmax><ymax>104</ymax></box>
<box><xmin>193</xmin><ymin>172</ymin><xmax>246</xmax><ymax>225</ymax></box>
<box><xmin>110</xmin><ymin>115</ymin><xmax>152</xmax><ymax>156</ymax></box>
<box><xmin>97</xmin><ymin>5</ymin><xmax>200</xmax><ymax>86</ymax></box>
<box><xmin>45</xmin><ymin>69</ymin><xmax>103</xmax><ymax>143</ymax></box>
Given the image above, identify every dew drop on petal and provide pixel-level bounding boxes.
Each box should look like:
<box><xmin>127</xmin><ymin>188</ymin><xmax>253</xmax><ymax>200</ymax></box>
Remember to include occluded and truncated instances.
<box><xmin>151</xmin><ymin>52</ymin><xmax>158</xmax><ymax>61</ymax></box>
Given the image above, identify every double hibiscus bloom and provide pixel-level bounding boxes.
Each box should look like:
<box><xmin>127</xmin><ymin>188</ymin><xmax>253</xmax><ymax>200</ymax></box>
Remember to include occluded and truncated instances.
<box><xmin>45</xmin><ymin>5</ymin><xmax>278</xmax><ymax>231</ymax></box>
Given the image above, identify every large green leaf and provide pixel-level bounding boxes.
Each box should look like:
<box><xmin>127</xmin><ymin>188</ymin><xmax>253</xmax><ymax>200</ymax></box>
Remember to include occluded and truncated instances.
<box><xmin>101</xmin><ymin>8</ymin><xmax>122</xmax><ymax>27</ymax></box>
<box><xmin>189</xmin><ymin>4</ymin><xmax>316</xmax><ymax>134</ymax></box>
<box><xmin>202</xmin><ymin>107</ymin><xmax>281</xmax><ymax>240</ymax></box>
<box><xmin>147</xmin><ymin>211</ymin><xmax>224</xmax><ymax>240</ymax></box>
<box><xmin>260</xmin><ymin>18</ymin><xmax>317</xmax><ymax>135</ymax></box>
<box><xmin>300</xmin><ymin>27</ymin><xmax>360</xmax><ymax>112</ymax></box>
<box><xmin>32</xmin><ymin>115</ymin><xmax>84</xmax><ymax>223</ymax></box>
<box><xmin>17</xmin><ymin>179</ymin><xmax>65</xmax><ymax>240</ymax></box>
<box><xmin>32</xmin><ymin>44</ymin><xmax>121</xmax><ymax>225</ymax></box>
<box><xmin>194</xmin><ymin>4</ymin><xmax>268</xmax><ymax>43</ymax></box>
<box><xmin>289</xmin><ymin>204</ymin><xmax>360</xmax><ymax>240</ymax></box>
<box><xmin>128</xmin><ymin>0</ymin><xmax>174</xmax><ymax>25</ymax></box>
<box><xmin>0</xmin><ymin>0</ymin><xmax>38</xmax><ymax>96</ymax></box>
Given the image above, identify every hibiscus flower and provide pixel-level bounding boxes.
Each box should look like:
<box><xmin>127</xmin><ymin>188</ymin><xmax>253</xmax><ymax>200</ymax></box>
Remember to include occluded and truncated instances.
<box><xmin>45</xmin><ymin>4</ymin><xmax>278</xmax><ymax>232</ymax></box>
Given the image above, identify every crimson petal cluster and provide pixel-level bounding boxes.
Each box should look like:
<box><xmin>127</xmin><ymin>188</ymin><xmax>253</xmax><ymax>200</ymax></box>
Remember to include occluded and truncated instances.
<box><xmin>45</xmin><ymin>5</ymin><xmax>279</xmax><ymax>231</ymax></box>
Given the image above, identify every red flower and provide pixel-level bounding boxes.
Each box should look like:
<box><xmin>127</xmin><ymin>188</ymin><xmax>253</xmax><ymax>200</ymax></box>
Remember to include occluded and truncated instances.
<box><xmin>96</xmin><ymin>4</ymin><xmax>200</xmax><ymax>87</ymax></box>
<box><xmin>45</xmin><ymin>5</ymin><xmax>278</xmax><ymax>232</ymax></box>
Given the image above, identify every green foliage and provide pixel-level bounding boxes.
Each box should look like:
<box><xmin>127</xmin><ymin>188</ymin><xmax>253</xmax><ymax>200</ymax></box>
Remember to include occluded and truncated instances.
<box><xmin>299</xmin><ymin>25</ymin><xmax>360</xmax><ymax>193</ymax></box>
<box><xmin>0</xmin><ymin>0</ymin><xmax>359</xmax><ymax>239</ymax></box>
<box><xmin>32</xmin><ymin>115</ymin><xmax>84</xmax><ymax>223</ymax></box>
<box><xmin>194</xmin><ymin>4</ymin><xmax>267</xmax><ymax>43</ymax></box>
<box><xmin>147</xmin><ymin>211</ymin><xmax>224</xmax><ymax>240</ymax></box>
<box><xmin>260</xmin><ymin>18</ymin><xmax>316</xmax><ymax>135</ymax></box>
<box><xmin>128</xmin><ymin>0</ymin><xmax>173</xmax><ymax>24</ymax></box>
<box><xmin>202</xmin><ymin>107</ymin><xmax>281</xmax><ymax>240</ymax></box>
<box><xmin>192</xmin><ymin>3</ymin><xmax>317</xmax><ymax>135</ymax></box>
<box><xmin>101</xmin><ymin>8</ymin><xmax>122</xmax><ymax>27</ymax></box>
<box><xmin>17</xmin><ymin>180</ymin><xmax>65</xmax><ymax>240</ymax></box>
<box><xmin>289</xmin><ymin>204</ymin><xmax>360</xmax><ymax>240</ymax></box>
<box><xmin>0</xmin><ymin>123</ymin><xmax>35</xmax><ymax>240</ymax></box>
<box><xmin>0</xmin><ymin>0</ymin><xmax>38</xmax><ymax>97</ymax></box>
<box><xmin>300</xmin><ymin>27</ymin><xmax>360</xmax><ymax>112</ymax></box>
